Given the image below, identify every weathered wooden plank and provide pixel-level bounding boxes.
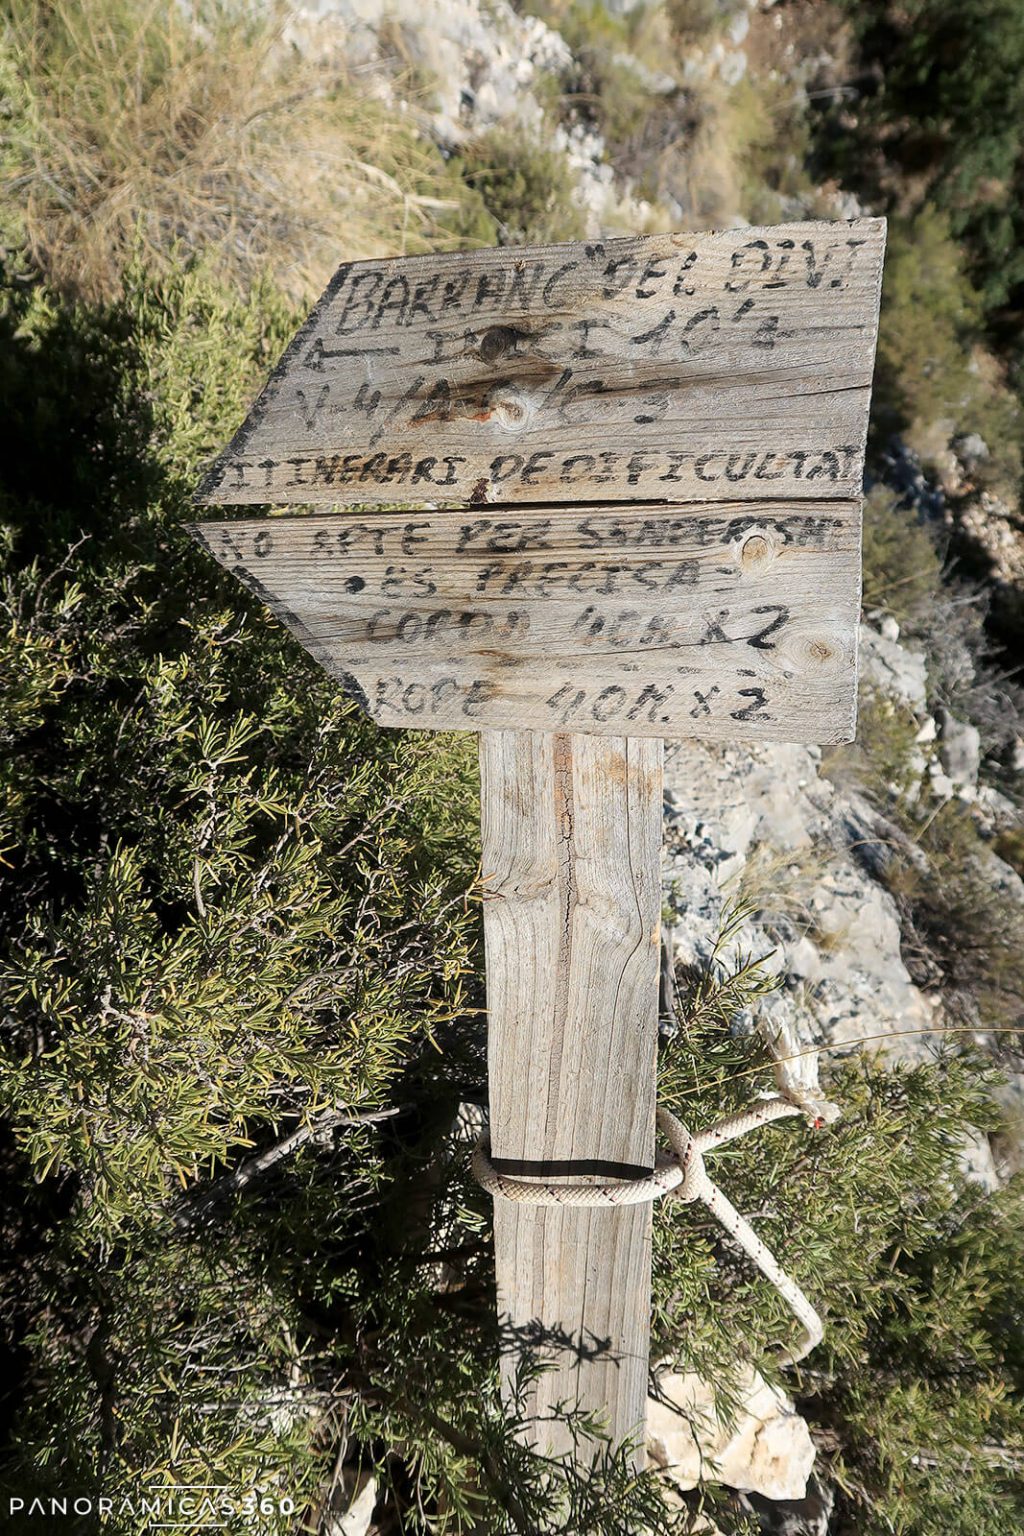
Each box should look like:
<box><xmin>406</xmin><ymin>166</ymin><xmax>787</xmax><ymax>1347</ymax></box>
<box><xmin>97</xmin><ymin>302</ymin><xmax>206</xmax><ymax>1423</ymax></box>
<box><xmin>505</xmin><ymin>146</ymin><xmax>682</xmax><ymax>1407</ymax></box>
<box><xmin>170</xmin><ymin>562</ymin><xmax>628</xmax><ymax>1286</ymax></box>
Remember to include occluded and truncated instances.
<box><xmin>190</xmin><ymin>499</ymin><xmax>861</xmax><ymax>743</ymax></box>
<box><xmin>195</xmin><ymin>218</ymin><xmax>885</xmax><ymax>509</ymax></box>
<box><xmin>480</xmin><ymin>730</ymin><xmax>662</xmax><ymax>1462</ymax></box>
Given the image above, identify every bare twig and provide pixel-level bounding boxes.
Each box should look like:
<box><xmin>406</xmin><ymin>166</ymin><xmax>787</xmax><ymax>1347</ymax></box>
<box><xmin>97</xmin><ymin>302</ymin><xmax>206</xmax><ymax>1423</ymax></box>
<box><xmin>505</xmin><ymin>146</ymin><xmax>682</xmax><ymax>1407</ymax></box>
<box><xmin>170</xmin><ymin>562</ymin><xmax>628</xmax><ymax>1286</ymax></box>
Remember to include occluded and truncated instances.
<box><xmin>172</xmin><ymin>1103</ymin><xmax>402</xmax><ymax>1230</ymax></box>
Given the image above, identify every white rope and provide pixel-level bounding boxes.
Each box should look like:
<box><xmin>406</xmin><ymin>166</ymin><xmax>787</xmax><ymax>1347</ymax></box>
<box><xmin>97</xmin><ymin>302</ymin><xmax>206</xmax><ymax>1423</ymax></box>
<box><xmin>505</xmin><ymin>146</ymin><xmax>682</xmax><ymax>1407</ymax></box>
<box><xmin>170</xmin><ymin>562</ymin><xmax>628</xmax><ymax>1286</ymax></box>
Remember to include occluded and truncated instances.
<box><xmin>472</xmin><ymin>1095</ymin><xmax>833</xmax><ymax>1364</ymax></box>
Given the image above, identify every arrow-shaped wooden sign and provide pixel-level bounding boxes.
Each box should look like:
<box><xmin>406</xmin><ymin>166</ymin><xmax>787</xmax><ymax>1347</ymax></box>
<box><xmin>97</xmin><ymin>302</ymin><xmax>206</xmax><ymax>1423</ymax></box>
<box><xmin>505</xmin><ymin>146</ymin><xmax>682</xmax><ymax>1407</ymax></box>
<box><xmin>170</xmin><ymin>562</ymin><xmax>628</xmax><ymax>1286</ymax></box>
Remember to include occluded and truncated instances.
<box><xmin>192</xmin><ymin>218</ymin><xmax>885</xmax><ymax>1470</ymax></box>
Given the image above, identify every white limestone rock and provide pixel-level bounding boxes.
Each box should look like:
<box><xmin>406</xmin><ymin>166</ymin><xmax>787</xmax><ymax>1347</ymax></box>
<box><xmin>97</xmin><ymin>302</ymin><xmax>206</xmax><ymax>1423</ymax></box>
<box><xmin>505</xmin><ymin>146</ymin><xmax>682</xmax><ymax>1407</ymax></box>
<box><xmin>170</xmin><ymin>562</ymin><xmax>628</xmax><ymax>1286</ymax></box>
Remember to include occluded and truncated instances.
<box><xmin>663</xmin><ymin>737</ymin><xmax>943</xmax><ymax>1062</ymax></box>
<box><xmin>973</xmin><ymin>783</ymin><xmax>1022</xmax><ymax>835</ymax></box>
<box><xmin>859</xmin><ymin>623</ymin><xmax>929</xmax><ymax>712</ymax></box>
<box><xmin>324</xmin><ymin>1472</ymin><xmax>377</xmax><ymax>1536</ymax></box>
<box><xmin>991</xmin><ymin>1072</ymin><xmax>1024</xmax><ymax>1180</ymax></box>
<box><xmin>956</xmin><ymin>1129</ymin><xmax>1001</xmax><ymax>1194</ymax></box>
<box><xmin>648</xmin><ymin>1365</ymin><xmax>816</xmax><ymax>1500</ymax></box>
<box><xmin>928</xmin><ymin>763</ymin><xmax>957</xmax><ymax>802</ymax></box>
<box><xmin>288</xmin><ymin>0</ymin><xmax>660</xmax><ymax>234</ymax></box>
<box><xmin>955</xmin><ymin>431</ymin><xmax>990</xmax><ymax>469</ymax></box>
<box><xmin>937</xmin><ymin>707</ymin><xmax>982</xmax><ymax>788</ymax></box>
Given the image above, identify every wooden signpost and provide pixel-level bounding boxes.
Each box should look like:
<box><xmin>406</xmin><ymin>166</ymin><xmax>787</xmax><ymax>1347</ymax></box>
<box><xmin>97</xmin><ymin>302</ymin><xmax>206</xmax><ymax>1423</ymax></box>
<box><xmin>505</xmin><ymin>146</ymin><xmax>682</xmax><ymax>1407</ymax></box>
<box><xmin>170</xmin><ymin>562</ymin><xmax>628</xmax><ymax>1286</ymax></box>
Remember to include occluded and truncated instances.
<box><xmin>193</xmin><ymin>220</ymin><xmax>885</xmax><ymax>1466</ymax></box>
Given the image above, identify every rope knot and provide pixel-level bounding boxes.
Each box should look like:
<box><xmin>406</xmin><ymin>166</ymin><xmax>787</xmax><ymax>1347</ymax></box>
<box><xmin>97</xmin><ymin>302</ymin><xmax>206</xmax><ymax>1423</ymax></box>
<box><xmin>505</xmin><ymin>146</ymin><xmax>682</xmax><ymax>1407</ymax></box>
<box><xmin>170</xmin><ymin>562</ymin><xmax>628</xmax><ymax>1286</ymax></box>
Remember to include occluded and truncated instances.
<box><xmin>656</xmin><ymin>1107</ymin><xmax>708</xmax><ymax>1204</ymax></box>
<box><xmin>472</xmin><ymin>1092</ymin><xmax>834</xmax><ymax>1365</ymax></box>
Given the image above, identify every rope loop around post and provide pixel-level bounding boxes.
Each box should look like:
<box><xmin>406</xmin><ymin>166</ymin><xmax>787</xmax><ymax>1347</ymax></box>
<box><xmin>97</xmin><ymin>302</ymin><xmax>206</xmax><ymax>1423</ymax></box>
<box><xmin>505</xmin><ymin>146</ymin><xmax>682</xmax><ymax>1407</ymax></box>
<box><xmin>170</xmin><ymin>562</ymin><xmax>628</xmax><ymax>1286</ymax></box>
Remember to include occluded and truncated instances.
<box><xmin>472</xmin><ymin>1093</ymin><xmax>835</xmax><ymax>1364</ymax></box>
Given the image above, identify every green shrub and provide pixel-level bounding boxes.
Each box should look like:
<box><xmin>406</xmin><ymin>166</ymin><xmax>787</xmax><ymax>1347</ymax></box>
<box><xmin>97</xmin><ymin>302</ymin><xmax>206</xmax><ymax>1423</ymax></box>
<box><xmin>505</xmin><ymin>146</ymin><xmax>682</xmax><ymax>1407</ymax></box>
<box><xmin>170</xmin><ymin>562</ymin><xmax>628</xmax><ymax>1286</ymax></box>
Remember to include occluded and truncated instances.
<box><xmin>829</xmin><ymin>0</ymin><xmax>1024</xmax><ymax>315</ymax></box>
<box><xmin>563</xmin><ymin>49</ymin><xmax>653</xmax><ymax>159</ymax></box>
<box><xmin>665</xmin><ymin>0</ymin><xmax>733</xmax><ymax>47</ymax></box>
<box><xmin>657</xmin><ymin>936</ymin><xmax>1024</xmax><ymax>1536</ymax></box>
<box><xmin>875</xmin><ymin>211</ymin><xmax>984</xmax><ymax>431</ymax></box>
<box><xmin>825</xmin><ymin>663</ymin><xmax>1024</xmax><ymax>1046</ymax></box>
<box><xmin>726</xmin><ymin>72</ymin><xmax>832</xmax><ymax>225</ymax></box>
<box><xmin>861</xmin><ymin>485</ymin><xmax>945</xmax><ymax>625</ymax></box>
<box><xmin>887</xmin><ymin>803</ymin><xmax>1024</xmax><ymax>1041</ymax></box>
<box><xmin>529</xmin><ymin>3</ymin><xmax>671</xmax><ymax>166</ymax></box>
<box><xmin>0</xmin><ymin>260</ymin><xmax>484</xmax><ymax>1527</ymax></box>
<box><xmin>870</xmin><ymin>210</ymin><xmax>1022</xmax><ymax>489</ymax></box>
<box><xmin>995</xmin><ymin>828</ymin><xmax>1024</xmax><ymax>879</ymax></box>
<box><xmin>823</xmin><ymin>684</ymin><xmax>926</xmax><ymax>809</ymax></box>
<box><xmin>453</xmin><ymin>125</ymin><xmax>586</xmax><ymax>246</ymax></box>
<box><xmin>810</xmin><ymin>1112</ymin><xmax>1024</xmax><ymax>1536</ymax></box>
<box><xmin>526</xmin><ymin>0</ymin><xmax>829</xmax><ymax>229</ymax></box>
<box><xmin>912</xmin><ymin>584</ymin><xmax>1024</xmax><ymax>758</ymax></box>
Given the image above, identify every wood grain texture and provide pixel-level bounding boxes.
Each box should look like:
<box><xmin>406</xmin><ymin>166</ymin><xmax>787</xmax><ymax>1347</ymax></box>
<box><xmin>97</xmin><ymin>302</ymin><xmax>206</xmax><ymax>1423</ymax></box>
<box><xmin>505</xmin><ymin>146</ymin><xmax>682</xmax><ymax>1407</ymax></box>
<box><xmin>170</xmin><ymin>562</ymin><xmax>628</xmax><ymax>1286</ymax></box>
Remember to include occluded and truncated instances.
<box><xmin>190</xmin><ymin>499</ymin><xmax>861</xmax><ymax>743</ymax></box>
<box><xmin>195</xmin><ymin>218</ymin><xmax>885</xmax><ymax>509</ymax></box>
<box><xmin>480</xmin><ymin>730</ymin><xmax>662</xmax><ymax>1461</ymax></box>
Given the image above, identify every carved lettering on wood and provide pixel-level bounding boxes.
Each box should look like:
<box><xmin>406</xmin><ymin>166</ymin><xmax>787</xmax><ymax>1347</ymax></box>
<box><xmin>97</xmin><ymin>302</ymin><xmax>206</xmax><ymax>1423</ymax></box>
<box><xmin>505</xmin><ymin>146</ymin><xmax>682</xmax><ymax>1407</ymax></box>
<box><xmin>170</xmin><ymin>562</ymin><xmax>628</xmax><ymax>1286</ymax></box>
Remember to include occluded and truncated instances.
<box><xmin>191</xmin><ymin>500</ymin><xmax>861</xmax><ymax>743</ymax></box>
<box><xmin>195</xmin><ymin>219</ymin><xmax>886</xmax><ymax>509</ymax></box>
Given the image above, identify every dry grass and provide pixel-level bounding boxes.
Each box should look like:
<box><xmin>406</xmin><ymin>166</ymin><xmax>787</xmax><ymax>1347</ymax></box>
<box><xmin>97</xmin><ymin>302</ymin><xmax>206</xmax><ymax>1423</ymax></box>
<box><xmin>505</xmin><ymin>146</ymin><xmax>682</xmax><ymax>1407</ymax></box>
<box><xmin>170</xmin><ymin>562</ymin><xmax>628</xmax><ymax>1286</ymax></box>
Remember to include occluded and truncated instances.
<box><xmin>729</xmin><ymin>838</ymin><xmax>844</xmax><ymax>947</ymax></box>
<box><xmin>1</xmin><ymin>0</ymin><xmax>482</xmax><ymax>303</ymax></box>
<box><xmin>526</xmin><ymin>0</ymin><xmax>836</xmax><ymax>233</ymax></box>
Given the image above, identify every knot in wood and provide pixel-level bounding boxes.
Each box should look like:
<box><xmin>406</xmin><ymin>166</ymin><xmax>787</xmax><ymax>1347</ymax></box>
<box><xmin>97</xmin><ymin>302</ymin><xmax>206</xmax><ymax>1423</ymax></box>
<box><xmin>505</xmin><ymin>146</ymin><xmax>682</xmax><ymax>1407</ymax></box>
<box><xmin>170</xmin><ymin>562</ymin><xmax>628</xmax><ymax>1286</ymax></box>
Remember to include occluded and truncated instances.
<box><xmin>479</xmin><ymin>324</ymin><xmax>527</xmax><ymax>363</ymax></box>
<box><xmin>739</xmin><ymin>532</ymin><xmax>772</xmax><ymax>571</ymax></box>
<box><xmin>488</xmin><ymin>385</ymin><xmax>529</xmax><ymax>430</ymax></box>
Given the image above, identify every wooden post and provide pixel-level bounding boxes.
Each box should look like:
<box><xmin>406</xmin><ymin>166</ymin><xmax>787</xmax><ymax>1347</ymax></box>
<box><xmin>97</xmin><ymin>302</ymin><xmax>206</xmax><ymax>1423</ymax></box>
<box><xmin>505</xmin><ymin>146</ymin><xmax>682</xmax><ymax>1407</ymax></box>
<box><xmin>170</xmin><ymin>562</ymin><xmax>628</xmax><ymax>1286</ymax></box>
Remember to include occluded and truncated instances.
<box><xmin>480</xmin><ymin>731</ymin><xmax>662</xmax><ymax>1460</ymax></box>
